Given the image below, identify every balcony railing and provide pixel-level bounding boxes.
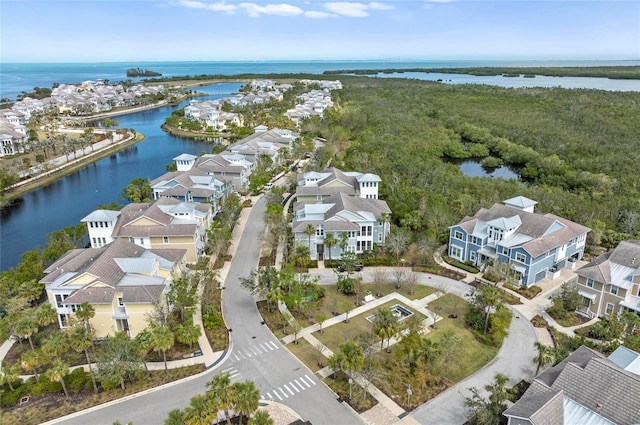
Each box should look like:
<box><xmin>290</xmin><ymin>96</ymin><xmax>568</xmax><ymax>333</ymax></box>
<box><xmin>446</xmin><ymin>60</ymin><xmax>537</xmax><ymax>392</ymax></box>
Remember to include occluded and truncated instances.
<box><xmin>113</xmin><ymin>306</ymin><xmax>128</xmax><ymax>319</ymax></box>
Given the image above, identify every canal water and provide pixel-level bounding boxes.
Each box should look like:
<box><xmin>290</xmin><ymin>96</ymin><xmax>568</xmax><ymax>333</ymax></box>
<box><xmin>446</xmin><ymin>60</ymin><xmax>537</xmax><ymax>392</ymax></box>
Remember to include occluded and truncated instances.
<box><xmin>0</xmin><ymin>82</ymin><xmax>243</xmax><ymax>271</ymax></box>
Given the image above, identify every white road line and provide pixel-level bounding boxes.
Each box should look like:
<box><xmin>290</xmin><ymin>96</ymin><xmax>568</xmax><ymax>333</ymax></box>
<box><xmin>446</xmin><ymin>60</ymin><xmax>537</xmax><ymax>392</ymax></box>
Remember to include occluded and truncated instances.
<box><xmin>278</xmin><ymin>388</ymin><xmax>289</xmax><ymax>399</ymax></box>
<box><xmin>259</xmin><ymin>343</ymin><xmax>270</xmax><ymax>351</ymax></box>
<box><xmin>283</xmin><ymin>384</ymin><xmax>296</xmax><ymax>395</ymax></box>
<box><xmin>269</xmin><ymin>341</ymin><xmax>279</xmax><ymax>349</ymax></box>
<box><xmin>222</xmin><ymin>367</ymin><xmax>234</xmax><ymax>373</ymax></box>
<box><xmin>296</xmin><ymin>378</ymin><xmax>309</xmax><ymax>389</ymax></box>
<box><xmin>305</xmin><ymin>374</ymin><xmax>317</xmax><ymax>385</ymax></box>
<box><xmin>274</xmin><ymin>390</ymin><xmax>283</xmax><ymax>401</ymax></box>
<box><xmin>266</xmin><ymin>392</ymin><xmax>273</xmax><ymax>400</ymax></box>
<box><xmin>238</xmin><ymin>351</ymin><xmax>245</xmax><ymax>359</ymax></box>
<box><xmin>233</xmin><ymin>354</ymin><xmax>240</xmax><ymax>361</ymax></box>
<box><xmin>290</xmin><ymin>381</ymin><xmax>302</xmax><ymax>392</ymax></box>
<box><xmin>249</xmin><ymin>346</ymin><xmax>259</xmax><ymax>355</ymax></box>
<box><xmin>244</xmin><ymin>350</ymin><xmax>253</xmax><ymax>357</ymax></box>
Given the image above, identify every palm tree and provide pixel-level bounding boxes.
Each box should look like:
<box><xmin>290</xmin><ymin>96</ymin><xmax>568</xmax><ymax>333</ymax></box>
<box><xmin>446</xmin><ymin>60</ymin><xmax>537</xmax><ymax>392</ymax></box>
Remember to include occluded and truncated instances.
<box><xmin>324</xmin><ymin>232</ymin><xmax>337</xmax><ymax>261</ymax></box>
<box><xmin>0</xmin><ymin>362</ymin><xmax>20</xmax><ymax>392</ymax></box>
<box><xmin>265</xmin><ymin>286</ymin><xmax>284</xmax><ymax>314</ymax></box>
<box><xmin>165</xmin><ymin>408</ymin><xmax>186</xmax><ymax>425</ymax></box>
<box><xmin>233</xmin><ymin>380</ymin><xmax>260</xmax><ymax>425</ymax></box>
<box><xmin>150</xmin><ymin>325</ymin><xmax>175</xmax><ymax>374</ymax></box>
<box><xmin>533</xmin><ymin>342</ymin><xmax>554</xmax><ymax>375</ymax></box>
<box><xmin>75</xmin><ymin>302</ymin><xmax>95</xmax><ymax>332</ymax></box>
<box><xmin>13</xmin><ymin>315</ymin><xmax>39</xmax><ymax>351</ymax></box>
<box><xmin>68</xmin><ymin>325</ymin><xmax>99</xmax><ymax>394</ymax></box>
<box><xmin>480</xmin><ymin>286</ymin><xmax>502</xmax><ymax>335</ymax></box>
<box><xmin>304</xmin><ymin>224</ymin><xmax>315</xmax><ymax>258</ymax></box>
<box><xmin>35</xmin><ymin>303</ymin><xmax>57</xmax><ymax>328</ymax></box>
<box><xmin>206</xmin><ymin>372</ymin><xmax>232</xmax><ymax>424</ymax></box>
<box><xmin>46</xmin><ymin>358</ymin><xmax>70</xmax><ymax>398</ymax></box>
<box><xmin>183</xmin><ymin>394</ymin><xmax>214</xmax><ymax>425</ymax></box>
<box><xmin>42</xmin><ymin>331</ymin><xmax>68</xmax><ymax>358</ymax></box>
<box><xmin>175</xmin><ymin>321</ymin><xmax>202</xmax><ymax>350</ymax></box>
<box><xmin>373</xmin><ymin>307</ymin><xmax>397</xmax><ymax>351</ymax></box>
<box><xmin>415</xmin><ymin>337</ymin><xmax>440</xmax><ymax>371</ymax></box>
<box><xmin>249</xmin><ymin>410</ymin><xmax>274</xmax><ymax>425</ymax></box>
<box><xmin>21</xmin><ymin>349</ymin><xmax>46</xmax><ymax>381</ymax></box>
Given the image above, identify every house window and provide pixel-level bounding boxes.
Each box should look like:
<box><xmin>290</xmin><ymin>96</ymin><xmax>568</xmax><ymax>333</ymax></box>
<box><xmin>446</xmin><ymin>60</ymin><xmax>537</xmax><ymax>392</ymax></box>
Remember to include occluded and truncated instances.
<box><xmin>450</xmin><ymin>246</ymin><xmax>462</xmax><ymax>260</ymax></box>
<box><xmin>610</xmin><ymin>285</ymin><xmax>619</xmax><ymax>296</ymax></box>
<box><xmin>163</xmin><ymin>236</ymin><xmax>169</xmax><ymax>244</ymax></box>
<box><xmin>586</xmin><ymin>278</ymin><xmax>594</xmax><ymax>288</ymax></box>
<box><xmin>55</xmin><ymin>294</ymin><xmax>67</xmax><ymax>308</ymax></box>
<box><xmin>378</xmin><ymin>232</ymin><xmax>382</xmax><ymax>242</ymax></box>
<box><xmin>470</xmin><ymin>251</ymin><xmax>477</xmax><ymax>262</ymax></box>
<box><xmin>59</xmin><ymin>314</ymin><xmax>68</xmax><ymax>327</ymax></box>
<box><xmin>605</xmin><ymin>303</ymin><xmax>614</xmax><ymax>315</ymax></box>
<box><xmin>454</xmin><ymin>231</ymin><xmax>464</xmax><ymax>240</ymax></box>
<box><xmin>118</xmin><ymin>297</ymin><xmax>124</xmax><ymax>307</ymax></box>
<box><xmin>516</xmin><ymin>252</ymin><xmax>526</xmax><ymax>262</ymax></box>
<box><xmin>502</xmin><ymin>247</ymin><xmax>510</xmax><ymax>257</ymax></box>
<box><xmin>316</xmin><ymin>226</ymin><xmax>324</xmax><ymax>237</ymax></box>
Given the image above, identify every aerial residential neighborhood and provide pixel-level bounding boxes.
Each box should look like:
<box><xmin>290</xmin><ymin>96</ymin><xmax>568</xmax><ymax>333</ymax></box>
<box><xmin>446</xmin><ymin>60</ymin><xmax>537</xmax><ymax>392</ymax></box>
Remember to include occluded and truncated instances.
<box><xmin>2</xmin><ymin>74</ymin><xmax>640</xmax><ymax>425</ymax></box>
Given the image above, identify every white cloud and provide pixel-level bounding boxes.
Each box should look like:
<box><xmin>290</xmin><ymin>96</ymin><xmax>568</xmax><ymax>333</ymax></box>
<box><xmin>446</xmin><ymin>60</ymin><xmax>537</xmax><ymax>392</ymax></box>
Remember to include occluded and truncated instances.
<box><xmin>304</xmin><ymin>10</ymin><xmax>334</xmax><ymax>19</ymax></box>
<box><xmin>323</xmin><ymin>2</ymin><xmax>370</xmax><ymax>17</ymax></box>
<box><xmin>178</xmin><ymin>0</ymin><xmax>237</xmax><ymax>13</ymax></box>
<box><xmin>369</xmin><ymin>2</ymin><xmax>394</xmax><ymax>10</ymax></box>
<box><xmin>423</xmin><ymin>0</ymin><xmax>454</xmax><ymax>3</ymax></box>
<box><xmin>239</xmin><ymin>3</ymin><xmax>304</xmax><ymax>17</ymax></box>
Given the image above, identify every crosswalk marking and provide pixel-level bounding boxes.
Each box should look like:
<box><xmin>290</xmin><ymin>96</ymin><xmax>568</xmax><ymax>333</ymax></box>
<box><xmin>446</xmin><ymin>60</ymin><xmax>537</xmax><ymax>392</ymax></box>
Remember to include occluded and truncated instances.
<box><xmin>269</xmin><ymin>341</ymin><xmax>279</xmax><ymax>350</ymax></box>
<box><xmin>305</xmin><ymin>374</ymin><xmax>317</xmax><ymax>385</ymax></box>
<box><xmin>296</xmin><ymin>378</ymin><xmax>309</xmax><ymax>389</ymax></box>
<box><xmin>283</xmin><ymin>384</ymin><xmax>295</xmax><ymax>395</ymax></box>
<box><xmin>278</xmin><ymin>388</ymin><xmax>289</xmax><ymax>399</ymax></box>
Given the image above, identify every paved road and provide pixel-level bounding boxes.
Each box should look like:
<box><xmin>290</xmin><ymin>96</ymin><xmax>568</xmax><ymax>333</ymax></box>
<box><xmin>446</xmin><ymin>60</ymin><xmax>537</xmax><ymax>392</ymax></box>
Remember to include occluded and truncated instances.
<box><xmin>221</xmin><ymin>196</ymin><xmax>363</xmax><ymax>425</ymax></box>
<box><xmin>51</xmin><ymin>196</ymin><xmax>362</xmax><ymax>425</ymax></box>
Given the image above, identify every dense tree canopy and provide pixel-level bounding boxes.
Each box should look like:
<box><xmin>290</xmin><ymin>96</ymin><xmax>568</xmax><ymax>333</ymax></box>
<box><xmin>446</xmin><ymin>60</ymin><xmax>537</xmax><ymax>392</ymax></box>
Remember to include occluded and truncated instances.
<box><xmin>303</xmin><ymin>76</ymin><xmax>640</xmax><ymax>247</ymax></box>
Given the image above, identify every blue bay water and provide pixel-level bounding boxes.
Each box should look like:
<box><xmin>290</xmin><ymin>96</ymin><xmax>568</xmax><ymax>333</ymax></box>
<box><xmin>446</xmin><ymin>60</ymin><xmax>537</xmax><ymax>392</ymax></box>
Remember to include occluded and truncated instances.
<box><xmin>3</xmin><ymin>59</ymin><xmax>640</xmax><ymax>100</ymax></box>
<box><xmin>0</xmin><ymin>83</ymin><xmax>241</xmax><ymax>272</ymax></box>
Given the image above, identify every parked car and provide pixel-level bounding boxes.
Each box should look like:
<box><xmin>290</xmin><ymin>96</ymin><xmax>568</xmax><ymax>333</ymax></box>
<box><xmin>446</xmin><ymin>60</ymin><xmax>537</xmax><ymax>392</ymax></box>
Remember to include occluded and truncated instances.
<box><xmin>263</xmin><ymin>182</ymin><xmax>274</xmax><ymax>191</ymax></box>
<box><xmin>337</xmin><ymin>262</ymin><xmax>364</xmax><ymax>272</ymax></box>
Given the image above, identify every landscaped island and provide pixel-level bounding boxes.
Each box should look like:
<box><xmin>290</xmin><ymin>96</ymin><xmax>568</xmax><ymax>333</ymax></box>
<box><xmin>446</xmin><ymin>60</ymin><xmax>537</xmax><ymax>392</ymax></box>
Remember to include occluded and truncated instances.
<box><xmin>126</xmin><ymin>67</ymin><xmax>162</xmax><ymax>77</ymax></box>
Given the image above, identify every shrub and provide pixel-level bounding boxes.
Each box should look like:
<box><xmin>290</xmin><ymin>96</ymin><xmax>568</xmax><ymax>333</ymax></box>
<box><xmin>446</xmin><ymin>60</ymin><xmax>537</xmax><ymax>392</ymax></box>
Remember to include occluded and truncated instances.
<box><xmin>337</xmin><ymin>276</ymin><xmax>355</xmax><ymax>295</ymax></box>
<box><xmin>202</xmin><ymin>307</ymin><xmax>224</xmax><ymax>330</ymax></box>
<box><xmin>1</xmin><ymin>383</ymin><xmax>30</xmax><ymax>407</ymax></box>
<box><xmin>31</xmin><ymin>379</ymin><xmax>62</xmax><ymax>396</ymax></box>
<box><xmin>65</xmin><ymin>368</ymin><xmax>89</xmax><ymax>392</ymax></box>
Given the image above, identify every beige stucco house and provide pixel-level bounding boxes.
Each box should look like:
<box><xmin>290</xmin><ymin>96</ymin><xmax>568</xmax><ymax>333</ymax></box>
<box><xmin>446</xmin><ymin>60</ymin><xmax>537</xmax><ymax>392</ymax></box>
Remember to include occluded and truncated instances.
<box><xmin>41</xmin><ymin>238</ymin><xmax>186</xmax><ymax>337</ymax></box>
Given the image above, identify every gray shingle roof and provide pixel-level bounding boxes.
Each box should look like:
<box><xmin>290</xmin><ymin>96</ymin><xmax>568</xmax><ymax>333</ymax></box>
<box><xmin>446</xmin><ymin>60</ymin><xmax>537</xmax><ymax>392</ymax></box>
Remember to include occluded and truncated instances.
<box><xmin>504</xmin><ymin>346</ymin><xmax>640</xmax><ymax>425</ymax></box>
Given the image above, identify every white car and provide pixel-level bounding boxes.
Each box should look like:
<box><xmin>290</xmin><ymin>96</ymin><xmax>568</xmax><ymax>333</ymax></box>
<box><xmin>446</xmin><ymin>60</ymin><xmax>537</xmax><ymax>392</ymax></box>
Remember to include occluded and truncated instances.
<box><xmin>264</xmin><ymin>183</ymin><xmax>274</xmax><ymax>191</ymax></box>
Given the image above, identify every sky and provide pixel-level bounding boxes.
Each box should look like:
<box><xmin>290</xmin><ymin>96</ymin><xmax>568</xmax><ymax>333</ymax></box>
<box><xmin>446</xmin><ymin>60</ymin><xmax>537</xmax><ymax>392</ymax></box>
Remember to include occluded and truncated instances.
<box><xmin>1</xmin><ymin>0</ymin><xmax>639</xmax><ymax>62</ymax></box>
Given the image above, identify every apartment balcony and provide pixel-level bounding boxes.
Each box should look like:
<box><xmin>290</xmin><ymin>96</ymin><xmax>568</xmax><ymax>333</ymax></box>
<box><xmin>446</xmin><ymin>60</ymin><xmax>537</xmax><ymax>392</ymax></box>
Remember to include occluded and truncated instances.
<box><xmin>112</xmin><ymin>306</ymin><xmax>128</xmax><ymax>320</ymax></box>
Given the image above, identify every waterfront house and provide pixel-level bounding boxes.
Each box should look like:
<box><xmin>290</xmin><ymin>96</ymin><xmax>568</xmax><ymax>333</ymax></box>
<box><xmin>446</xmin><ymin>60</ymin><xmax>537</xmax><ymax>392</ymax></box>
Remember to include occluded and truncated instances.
<box><xmin>575</xmin><ymin>240</ymin><xmax>640</xmax><ymax>319</ymax></box>
<box><xmin>292</xmin><ymin>168</ymin><xmax>390</xmax><ymax>260</ymax></box>
<box><xmin>0</xmin><ymin>112</ymin><xmax>28</xmax><ymax>156</ymax></box>
<box><xmin>448</xmin><ymin>196</ymin><xmax>590</xmax><ymax>287</ymax></box>
<box><xmin>226</xmin><ymin>126</ymin><xmax>298</xmax><ymax>166</ymax></box>
<box><xmin>82</xmin><ymin>197</ymin><xmax>212</xmax><ymax>263</ymax></box>
<box><xmin>41</xmin><ymin>238</ymin><xmax>186</xmax><ymax>337</ymax></box>
<box><xmin>503</xmin><ymin>345</ymin><xmax>640</xmax><ymax>425</ymax></box>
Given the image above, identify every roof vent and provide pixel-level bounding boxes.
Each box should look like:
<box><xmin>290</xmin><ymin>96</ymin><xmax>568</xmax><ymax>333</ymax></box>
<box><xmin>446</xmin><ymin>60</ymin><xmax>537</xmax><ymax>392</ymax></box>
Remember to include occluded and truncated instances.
<box><xmin>597</xmin><ymin>403</ymin><xmax>603</xmax><ymax>409</ymax></box>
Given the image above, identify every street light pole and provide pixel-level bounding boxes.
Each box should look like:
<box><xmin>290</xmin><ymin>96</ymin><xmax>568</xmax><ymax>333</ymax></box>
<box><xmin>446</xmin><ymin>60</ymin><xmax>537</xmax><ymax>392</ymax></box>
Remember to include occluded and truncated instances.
<box><xmin>348</xmin><ymin>378</ymin><xmax>353</xmax><ymax>400</ymax></box>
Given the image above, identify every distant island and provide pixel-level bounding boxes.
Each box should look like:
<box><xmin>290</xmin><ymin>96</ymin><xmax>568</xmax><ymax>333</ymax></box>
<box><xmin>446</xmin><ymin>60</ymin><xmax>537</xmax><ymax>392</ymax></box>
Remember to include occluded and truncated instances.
<box><xmin>126</xmin><ymin>67</ymin><xmax>162</xmax><ymax>77</ymax></box>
